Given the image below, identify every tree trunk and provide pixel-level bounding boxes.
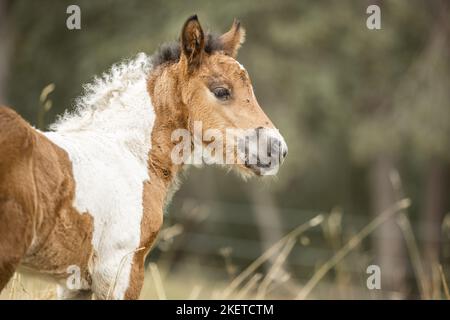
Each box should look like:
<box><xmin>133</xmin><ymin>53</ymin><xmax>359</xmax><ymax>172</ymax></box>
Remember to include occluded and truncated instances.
<box><xmin>370</xmin><ymin>154</ymin><xmax>408</xmax><ymax>298</ymax></box>
<box><xmin>421</xmin><ymin>158</ymin><xmax>448</xmax><ymax>298</ymax></box>
<box><xmin>0</xmin><ymin>0</ymin><xmax>13</xmax><ymax>104</ymax></box>
<box><xmin>247</xmin><ymin>183</ymin><xmax>284</xmax><ymax>269</ymax></box>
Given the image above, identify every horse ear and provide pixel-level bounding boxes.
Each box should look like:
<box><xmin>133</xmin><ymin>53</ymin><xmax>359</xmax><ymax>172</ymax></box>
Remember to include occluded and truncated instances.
<box><xmin>219</xmin><ymin>19</ymin><xmax>246</xmax><ymax>58</ymax></box>
<box><xmin>180</xmin><ymin>14</ymin><xmax>205</xmax><ymax>72</ymax></box>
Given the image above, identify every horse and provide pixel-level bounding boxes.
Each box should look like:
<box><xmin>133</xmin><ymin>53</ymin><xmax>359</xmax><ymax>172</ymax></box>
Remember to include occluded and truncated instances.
<box><xmin>0</xmin><ymin>15</ymin><xmax>288</xmax><ymax>299</ymax></box>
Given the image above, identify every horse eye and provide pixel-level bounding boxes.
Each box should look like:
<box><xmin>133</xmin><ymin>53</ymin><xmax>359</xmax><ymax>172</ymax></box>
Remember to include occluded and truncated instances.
<box><xmin>212</xmin><ymin>87</ymin><xmax>231</xmax><ymax>101</ymax></box>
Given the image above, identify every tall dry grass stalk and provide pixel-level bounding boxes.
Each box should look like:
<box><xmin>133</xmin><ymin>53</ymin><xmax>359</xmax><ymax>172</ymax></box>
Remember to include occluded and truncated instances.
<box><xmin>256</xmin><ymin>237</ymin><xmax>296</xmax><ymax>299</ymax></box>
<box><xmin>220</xmin><ymin>214</ymin><xmax>324</xmax><ymax>299</ymax></box>
<box><xmin>188</xmin><ymin>285</ymin><xmax>202</xmax><ymax>300</ymax></box>
<box><xmin>438</xmin><ymin>265</ymin><xmax>450</xmax><ymax>300</ymax></box>
<box><xmin>38</xmin><ymin>83</ymin><xmax>55</xmax><ymax>130</ymax></box>
<box><xmin>219</xmin><ymin>246</ymin><xmax>237</xmax><ymax>279</ymax></box>
<box><xmin>296</xmin><ymin>198</ymin><xmax>411</xmax><ymax>300</ymax></box>
<box><xmin>106</xmin><ymin>247</ymin><xmax>145</xmax><ymax>300</ymax></box>
<box><xmin>149</xmin><ymin>263</ymin><xmax>166</xmax><ymax>300</ymax></box>
<box><xmin>8</xmin><ymin>273</ymin><xmax>19</xmax><ymax>300</ymax></box>
<box><xmin>322</xmin><ymin>208</ymin><xmax>352</xmax><ymax>296</ymax></box>
<box><xmin>396</xmin><ymin>212</ymin><xmax>430</xmax><ymax>299</ymax></box>
<box><xmin>235</xmin><ymin>274</ymin><xmax>263</xmax><ymax>299</ymax></box>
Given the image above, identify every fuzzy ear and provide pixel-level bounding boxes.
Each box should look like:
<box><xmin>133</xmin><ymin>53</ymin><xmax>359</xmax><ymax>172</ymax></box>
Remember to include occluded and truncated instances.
<box><xmin>180</xmin><ymin>14</ymin><xmax>205</xmax><ymax>72</ymax></box>
<box><xmin>219</xmin><ymin>19</ymin><xmax>246</xmax><ymax>58</ymax></box>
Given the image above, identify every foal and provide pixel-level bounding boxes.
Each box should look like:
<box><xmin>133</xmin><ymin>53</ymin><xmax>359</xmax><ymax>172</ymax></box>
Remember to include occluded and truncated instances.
<box><xmin>0</xmin><ymin>15</ymin><xmax>287</xmax><ymax>299</ymax></box>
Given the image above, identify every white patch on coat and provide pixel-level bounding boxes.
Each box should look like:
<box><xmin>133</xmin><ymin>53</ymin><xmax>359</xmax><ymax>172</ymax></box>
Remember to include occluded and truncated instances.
<box><xmin>45</xmin><ymin>53</ymin><xmax>154</xmax><ymax>299</ymax></box>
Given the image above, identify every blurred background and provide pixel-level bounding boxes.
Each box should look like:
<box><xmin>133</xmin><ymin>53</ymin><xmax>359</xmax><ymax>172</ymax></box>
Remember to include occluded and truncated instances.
<box><xmin>0</xmin><ymin>0</ymin><xmax>449</xmax><ymax>299</ymax></box>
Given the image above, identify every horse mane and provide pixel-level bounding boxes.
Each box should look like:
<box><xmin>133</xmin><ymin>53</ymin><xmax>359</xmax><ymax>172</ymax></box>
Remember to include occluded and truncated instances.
<box><xmin>50</xmin><ymin>33</ymin><xmax>223</xmax><ymax>132</ymax></box>
<box><xmin>50</xmin><ymin>52</ymin><xmax>152</xmax><ymax>132</ymax></box>
<box><xmin>150</xmin><ymin>33</ymin><xmax>224</xmax><ymax>67</ymax></box>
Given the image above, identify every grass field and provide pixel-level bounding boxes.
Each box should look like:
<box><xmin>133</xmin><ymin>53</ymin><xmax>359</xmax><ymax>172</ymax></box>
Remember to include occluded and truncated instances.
<box><xmin>2</xmin><ymin>199</ymin><xmax>448</xmax><ymax>300</ymax></box>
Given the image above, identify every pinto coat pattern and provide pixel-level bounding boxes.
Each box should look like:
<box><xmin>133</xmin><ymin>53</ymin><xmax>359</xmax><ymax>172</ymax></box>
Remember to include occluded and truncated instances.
<box><xmin>0</xmin><ymin>15</ymin><xmax>287</xmax><ymax>299</ymax></box>
<box><xmin>0</xmin><ymin>106</ymin><xmax>94</xmax><ymax>295</ymax></box>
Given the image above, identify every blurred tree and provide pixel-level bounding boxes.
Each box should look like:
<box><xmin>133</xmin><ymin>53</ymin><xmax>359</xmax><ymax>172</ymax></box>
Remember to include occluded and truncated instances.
<box><xmin>390</xmin><ymin>0</ymin><xmax>450</xmax><ymax>296</ymax></box>
<box><xmin>0</xmin><ymin>0</ymin><xmax>13</xmax><ymax>105</ymax></box>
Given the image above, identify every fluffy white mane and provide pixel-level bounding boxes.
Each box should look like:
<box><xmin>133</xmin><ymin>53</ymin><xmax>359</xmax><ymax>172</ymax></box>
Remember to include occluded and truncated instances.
<box><xmin>50</xmin><ymin>52</ymin><xmax>152</xmax><ymax>132</ymax></box>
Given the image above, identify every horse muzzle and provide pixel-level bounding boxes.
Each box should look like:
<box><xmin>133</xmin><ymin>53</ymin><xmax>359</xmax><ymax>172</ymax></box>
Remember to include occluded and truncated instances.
<box><xmin>241</xmin><ymin>127</ymin><xmax>288</xmax><ymax>176</ymax></box>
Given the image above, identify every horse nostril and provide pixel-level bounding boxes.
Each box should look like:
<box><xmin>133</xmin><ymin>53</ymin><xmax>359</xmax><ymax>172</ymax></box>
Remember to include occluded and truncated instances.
<box><xmin>281</xmin><ymin>144</ymin><xmax>288</xmax><ymax>159</ymax></box>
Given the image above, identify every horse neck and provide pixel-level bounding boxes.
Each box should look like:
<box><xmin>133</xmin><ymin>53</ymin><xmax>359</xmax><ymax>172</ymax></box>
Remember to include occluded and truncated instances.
<box><xmin>87</xmin><ymin>77</ymin><xmax>154</xmax><ymax>141</ymax></box>
<box><xmin>146</xmin><ymin>65</ymin><xmax>187</xmax><ymax>193</ymax></box>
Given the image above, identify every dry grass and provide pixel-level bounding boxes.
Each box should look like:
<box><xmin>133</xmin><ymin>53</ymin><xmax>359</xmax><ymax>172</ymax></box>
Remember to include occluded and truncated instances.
<box><xmin>3</xmin><ymin>197</ymin><xmax>447</xmax><ymax>300</ymax></box>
